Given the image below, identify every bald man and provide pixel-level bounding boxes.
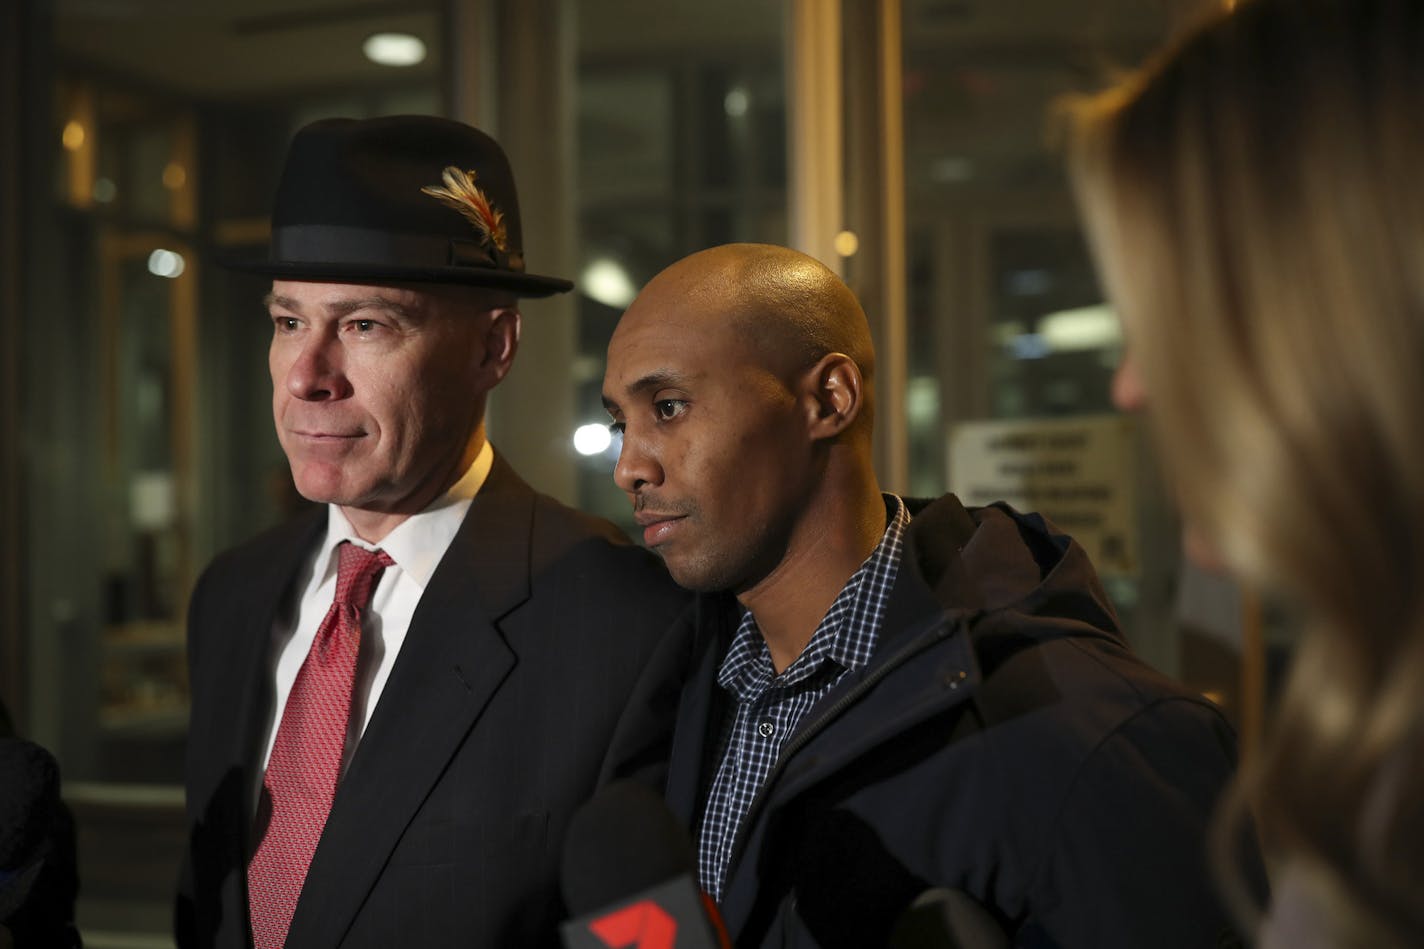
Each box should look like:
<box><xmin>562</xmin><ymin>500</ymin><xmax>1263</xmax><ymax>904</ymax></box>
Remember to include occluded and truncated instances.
<box><xmin>602</xmin><ymin>244</ymin><xmax>1256</xmax><ymax>949</ymax></box>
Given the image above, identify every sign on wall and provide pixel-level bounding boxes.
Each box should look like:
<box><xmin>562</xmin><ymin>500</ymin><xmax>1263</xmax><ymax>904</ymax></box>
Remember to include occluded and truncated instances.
<box><xmin>948</xmin><ymin>414</ymin><xmax>1138</xmax><ymax>578</ymax></box>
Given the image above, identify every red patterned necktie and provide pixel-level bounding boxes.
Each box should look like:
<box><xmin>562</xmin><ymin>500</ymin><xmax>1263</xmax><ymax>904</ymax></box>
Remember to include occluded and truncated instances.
<box><xmin>247</xmin><ymin>542</ymin><xmax>393</xmax><ymax>948</ymax></box>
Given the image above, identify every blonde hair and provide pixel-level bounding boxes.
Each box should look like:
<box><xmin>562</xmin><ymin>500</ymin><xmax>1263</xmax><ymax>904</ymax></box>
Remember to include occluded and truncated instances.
<box><xmin>1064</xmin><ymin>0</ymin><xmax>1424</xmax><ymax>943</ymax></box>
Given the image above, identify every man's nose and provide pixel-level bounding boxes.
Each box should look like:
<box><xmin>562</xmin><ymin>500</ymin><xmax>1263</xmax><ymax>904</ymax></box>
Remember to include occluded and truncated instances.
<box><xmin>612</xmin><ymin>430</ymin><xmax>662</xmax><ymax>495</ymax></box>
<box><xmin>284</xmin><ymin>336</ymin><xmax>351</xmax><ymax>402</ymax></box>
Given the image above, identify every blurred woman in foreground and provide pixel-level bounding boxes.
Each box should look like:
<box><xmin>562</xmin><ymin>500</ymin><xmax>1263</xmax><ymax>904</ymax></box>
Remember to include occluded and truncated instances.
<box><xmin>1065</xmin><ymin>0</ymin><xmax>1424</xmax><ymax>945</ymax></box>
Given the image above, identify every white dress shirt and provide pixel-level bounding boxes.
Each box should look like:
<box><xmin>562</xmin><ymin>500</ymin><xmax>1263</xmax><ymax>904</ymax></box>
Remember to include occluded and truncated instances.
<box><xmin>258</xmin><ymin>442</ymin><xmax>494</xmax><ymax>776</ymax></box>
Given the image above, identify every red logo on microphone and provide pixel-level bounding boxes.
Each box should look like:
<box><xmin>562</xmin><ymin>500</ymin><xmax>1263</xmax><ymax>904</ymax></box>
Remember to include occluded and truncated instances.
<box><xmin>588</xmin><ymin>899</ymin><xmax>678</xmax><ymax>949</ymax></box>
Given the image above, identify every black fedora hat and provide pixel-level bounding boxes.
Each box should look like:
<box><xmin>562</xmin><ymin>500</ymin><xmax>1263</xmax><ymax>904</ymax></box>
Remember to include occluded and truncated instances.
<box><xmin>224</xmin><ymin>115</ymin><xmax>573</xmax><ymax>297</ymax></box>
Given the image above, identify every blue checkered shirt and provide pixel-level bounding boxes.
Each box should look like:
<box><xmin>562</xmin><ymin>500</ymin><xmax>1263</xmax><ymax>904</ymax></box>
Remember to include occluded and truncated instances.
<box><xmin>696</xmin><ymin>495</ymin><xmax>909</xmax><ymax>901</ymax></box>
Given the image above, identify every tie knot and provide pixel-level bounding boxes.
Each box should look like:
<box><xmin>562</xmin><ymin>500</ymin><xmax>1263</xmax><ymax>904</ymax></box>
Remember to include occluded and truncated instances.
<box><xmin>334</xmin><ymin>542</ymin><xmax>394</xmax><ymax>608</ymax></box>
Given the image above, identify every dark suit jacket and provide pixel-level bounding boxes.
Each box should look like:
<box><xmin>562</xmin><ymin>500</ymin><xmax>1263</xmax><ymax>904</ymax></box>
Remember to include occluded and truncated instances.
<box><xmin>0</xmin><ymin>704</ymin><xmax>81</xmax><ymax>949</ymax></box>
<box><xmin>665</xmin><ymin>495</ymin><xmax>1256</xmax><ymax>948</ymax></box>
<box><xmin>177</xmin><ymin>455</ymin><xmax>690</xmax><ymax>948</ymax></box>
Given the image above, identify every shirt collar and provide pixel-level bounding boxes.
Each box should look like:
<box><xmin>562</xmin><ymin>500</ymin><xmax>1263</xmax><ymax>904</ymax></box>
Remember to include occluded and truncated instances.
<box><xmin>718</xmin><ymin>494</ymin><xmax>910</xmax><ymax>699</ymax></box>
<box><xmin>316</xmin><ymin>440</ymin><xmax>494</xmax><ymax>590</ymax></box>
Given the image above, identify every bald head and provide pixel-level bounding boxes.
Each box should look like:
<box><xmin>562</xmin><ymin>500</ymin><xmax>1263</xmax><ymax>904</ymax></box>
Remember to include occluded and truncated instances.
<box><xmin>603</xmin><ymin>243</ymin><xmax>884</xmax><ymax>596</ymax></box>
<box><xmin>627</xmin><ymin>243</ymin><xmax>876</xmax><ymax>389</ymax></box>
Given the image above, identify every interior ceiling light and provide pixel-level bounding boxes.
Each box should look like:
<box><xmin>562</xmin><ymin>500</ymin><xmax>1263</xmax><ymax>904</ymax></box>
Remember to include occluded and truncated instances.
<box><xmin>581</xmin><ymin>258</ymin><xmax>638</xmax><ymax>309</ymax></box>
<box><xmin>363</xmin><ymin>32</ymin><xmax>427</xmax><ymax>67</ymax></box>
<box><xmin>573</xmin><ymin>423</ymin><xmax>613</xmax><ymax>457</ymax></box>
<box><xmin>148</xmin><ymin>249</ymin><xmax>186</xmax><ymax>279</ymax></box>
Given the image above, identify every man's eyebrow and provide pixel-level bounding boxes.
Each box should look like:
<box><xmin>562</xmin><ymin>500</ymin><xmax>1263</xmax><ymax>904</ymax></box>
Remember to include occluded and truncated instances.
<box><xmin>629</xmin><ymin>370</ymin><xmax>690</xmax><ymax>396</ymax></box>
<box><xmin>263</xmin><ymin>292</ymin><xmax>421</xmax><ymax>320</ymax></box>
<box><xmin>601</xmin><ymin>369</ymin><xmax>690</xmax><ymax>413</ymax></box>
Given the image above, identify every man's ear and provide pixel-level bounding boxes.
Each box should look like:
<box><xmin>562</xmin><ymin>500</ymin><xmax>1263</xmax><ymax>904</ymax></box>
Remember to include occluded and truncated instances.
<box><xmin>801</xmin><ymin>352</ymin><xmax>863</xmax><ymax>440</ymax></box>
<box><xmin>477</xmin><ymin>307</ymin><xmax>521</xmax><ymax>386</ymax></box>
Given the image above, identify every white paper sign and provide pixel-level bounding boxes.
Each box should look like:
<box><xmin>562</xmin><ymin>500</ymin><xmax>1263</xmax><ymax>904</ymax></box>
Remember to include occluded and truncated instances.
<box><xmin>948</xmin><ymin>414</ymin><xmax>1138</xmax><ymax>577</ymax></box>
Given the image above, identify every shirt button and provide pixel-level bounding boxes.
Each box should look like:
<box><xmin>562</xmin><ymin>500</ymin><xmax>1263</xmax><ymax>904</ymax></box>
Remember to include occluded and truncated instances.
<box><xmin>757</xmin><ymin>720</ymin><xmax>775</xmax><ymax>738</ymax></box>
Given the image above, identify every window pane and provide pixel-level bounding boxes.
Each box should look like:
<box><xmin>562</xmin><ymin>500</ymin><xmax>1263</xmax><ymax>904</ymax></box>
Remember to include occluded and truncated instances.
<box><xmin>901</xmin><ymin>0</ymin><xmax>1224</xmax><ymax>684</ymax></box>
<box><xmin>573</xmin><ymin>0</ymin><xmax>789</xmax><ymax>530</ymax></box>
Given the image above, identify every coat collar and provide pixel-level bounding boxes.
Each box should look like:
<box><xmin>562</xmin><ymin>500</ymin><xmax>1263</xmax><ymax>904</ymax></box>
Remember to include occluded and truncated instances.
<box><xmin>670</xmin><ymin>495</ymin><xmax>988</xmax><ymax>801</ymax></box>
<box><xmin>233</xmin><ymin>509</ymin><xmax>328</xmax><ymax>827</ymax></box>
<box><xmin>668</xmin><ymin>496</ymin><xmax>994</xmax><ymax>931</ymax></box>
<box><xmin>699</xmin><ymin>494</ymin><xmax>1130</xmax><ymax>937</ymax></box>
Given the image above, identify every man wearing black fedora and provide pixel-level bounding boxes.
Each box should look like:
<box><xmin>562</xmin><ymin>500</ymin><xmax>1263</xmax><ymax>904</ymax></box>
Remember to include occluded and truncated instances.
<box><xmin>176</xmin><ymin>115</ymin><xmax>688</xmax><ymax>949</ymax></box>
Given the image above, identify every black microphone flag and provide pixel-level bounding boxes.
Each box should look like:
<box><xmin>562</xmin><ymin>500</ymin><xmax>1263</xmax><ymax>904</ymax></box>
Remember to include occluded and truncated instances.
<box><xmin>560</xmin><ymin>781</ymin><xmax>729</xmax><ymax>949</ymax></box>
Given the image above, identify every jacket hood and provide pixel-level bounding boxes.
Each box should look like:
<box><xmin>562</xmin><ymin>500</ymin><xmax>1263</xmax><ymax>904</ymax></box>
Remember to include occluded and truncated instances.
<box><xmin>888</xmin><ymin>494</ymin><xmax>1124</xmax><ymax>654</ymax></box>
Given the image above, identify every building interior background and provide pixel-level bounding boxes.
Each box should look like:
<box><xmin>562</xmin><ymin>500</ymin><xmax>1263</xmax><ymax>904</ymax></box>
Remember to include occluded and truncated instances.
<box><xmin>0</xmin><ymin>0</ymin><xmax>1288</xmax><ymax>944</ymax></box>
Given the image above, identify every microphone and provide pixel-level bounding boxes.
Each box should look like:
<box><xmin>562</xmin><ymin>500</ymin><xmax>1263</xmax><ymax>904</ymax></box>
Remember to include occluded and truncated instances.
<box><xmin>0</xmin><ymin>738</ymin><xmax>61</xmax><ymax>922</ymax></box>
<box><xmin>560</xmin><ymin>780</ymin><xmax>730</xmax><ymax>949</ymax></box>
<box><xmin>890</xmin><ymin>889</ymin><xmax>1009</xmax><ymax>949</ymax></box>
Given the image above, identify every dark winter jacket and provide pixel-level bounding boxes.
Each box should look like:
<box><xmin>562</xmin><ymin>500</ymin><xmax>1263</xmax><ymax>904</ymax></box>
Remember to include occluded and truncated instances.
<box><xmin>665</xmin><ymin>494</ymin><xmax>1253</xmax><ymax>948</ymax></box>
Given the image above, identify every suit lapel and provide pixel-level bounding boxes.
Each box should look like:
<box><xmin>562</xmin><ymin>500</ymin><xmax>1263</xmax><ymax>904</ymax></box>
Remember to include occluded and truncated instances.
<box><xmin>286</xmin><ymin>456</ymin><xmax>532</xmax><ymax>944</ymax></box>
<box><xmin>232</xmin><ymin>513</ymin><xmax>329</xmax><ymax>819</ymax></box>
<box><xmin>191</xmin><ymin>509</ymin><xmax>323</xmax><ymax>949</ymax></box>
<box><xmin>666</xmin><ymin>593</ymin><xmax>739</xmax><ymax>826</ymax></box>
